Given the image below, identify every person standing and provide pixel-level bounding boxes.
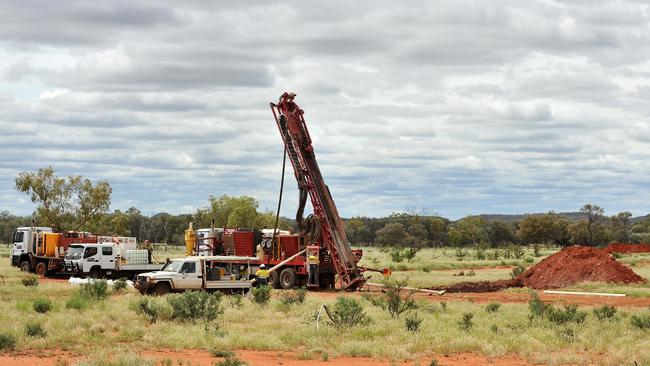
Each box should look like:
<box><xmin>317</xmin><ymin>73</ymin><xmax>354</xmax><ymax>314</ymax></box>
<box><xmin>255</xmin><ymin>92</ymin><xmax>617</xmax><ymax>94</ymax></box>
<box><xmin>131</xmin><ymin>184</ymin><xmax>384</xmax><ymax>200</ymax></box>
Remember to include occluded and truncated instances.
<box><xmin>308</xmin><ymin>254</ymin><xmax>319</xmax><ymax>285</ymax></box>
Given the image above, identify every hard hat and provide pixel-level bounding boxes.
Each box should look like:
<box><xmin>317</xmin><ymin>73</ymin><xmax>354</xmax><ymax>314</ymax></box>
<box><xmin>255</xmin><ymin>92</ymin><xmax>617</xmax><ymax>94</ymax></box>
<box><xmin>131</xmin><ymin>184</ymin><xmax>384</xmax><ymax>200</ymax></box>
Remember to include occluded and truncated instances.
<box><xmin>260</xmin><ymin>264</ymin><xmax>266</xmax><ymax>268</ymax></box>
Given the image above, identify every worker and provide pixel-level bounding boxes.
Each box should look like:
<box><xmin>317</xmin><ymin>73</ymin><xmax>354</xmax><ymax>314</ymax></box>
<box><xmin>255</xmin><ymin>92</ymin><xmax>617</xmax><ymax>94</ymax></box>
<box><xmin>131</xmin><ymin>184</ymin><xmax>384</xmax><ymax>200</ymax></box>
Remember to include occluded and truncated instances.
<box><xmin>142</xmin><ymin>240</ymin><xmax>153</xmax><ymax>264</ymax></box>
<box><xmin>255</xmin><ymin>264</ymin><xmax>270</xmax><ymax>287</ymax></box>
<box><xmin>308</xmin><ymin>254</ymin><xmax>319</xmax><ymax>285</ymax></box>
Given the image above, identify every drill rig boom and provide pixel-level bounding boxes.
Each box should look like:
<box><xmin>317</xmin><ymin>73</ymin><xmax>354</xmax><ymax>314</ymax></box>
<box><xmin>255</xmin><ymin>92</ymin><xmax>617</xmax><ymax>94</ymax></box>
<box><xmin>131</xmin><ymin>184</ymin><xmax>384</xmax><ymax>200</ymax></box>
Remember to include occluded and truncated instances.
<box><xmin>270</xmin><ymin>92</ymin><xmax>365</xmax><ymax>290</ymax></box>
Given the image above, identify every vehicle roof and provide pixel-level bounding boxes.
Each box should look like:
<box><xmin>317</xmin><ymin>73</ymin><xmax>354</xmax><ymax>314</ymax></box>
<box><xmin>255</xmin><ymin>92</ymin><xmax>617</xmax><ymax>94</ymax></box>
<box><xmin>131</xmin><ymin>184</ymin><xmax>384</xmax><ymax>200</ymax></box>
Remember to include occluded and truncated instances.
<box><xmin>179</xmin><ymin>255</ymin><xmax>260</xmax><ymax>262</ymax></box>
<box><xmin>17</xmin><ymin>227</ymin><xmax>53</xmax><ymax>231</ymax></box>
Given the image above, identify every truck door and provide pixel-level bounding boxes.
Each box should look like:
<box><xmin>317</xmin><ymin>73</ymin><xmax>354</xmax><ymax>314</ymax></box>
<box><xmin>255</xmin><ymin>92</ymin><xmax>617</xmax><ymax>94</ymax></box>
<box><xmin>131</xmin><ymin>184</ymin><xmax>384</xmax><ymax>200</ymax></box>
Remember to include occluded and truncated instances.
<box><xmin>82</xmin><ymin>246</ymin><xmax>99</xmax><ymax>272</ymax></box>
<box><xmin>176</xmin><ymin>260</ymin><xmax>203</xmax><ymax>289</ymax></box>
<box><xmin>99</xmin><ymin>245</ymin><xmax>116</xmax><ymax>270</ymax></box>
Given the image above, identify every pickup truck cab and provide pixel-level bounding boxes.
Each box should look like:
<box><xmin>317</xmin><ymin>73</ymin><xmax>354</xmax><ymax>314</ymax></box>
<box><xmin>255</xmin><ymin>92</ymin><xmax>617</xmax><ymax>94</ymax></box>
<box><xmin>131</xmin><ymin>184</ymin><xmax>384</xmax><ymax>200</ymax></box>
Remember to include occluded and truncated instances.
<box><xmin>135</xmin><ymin>255</ymin><xmax>260</xmax><ymax>295</ymax></box>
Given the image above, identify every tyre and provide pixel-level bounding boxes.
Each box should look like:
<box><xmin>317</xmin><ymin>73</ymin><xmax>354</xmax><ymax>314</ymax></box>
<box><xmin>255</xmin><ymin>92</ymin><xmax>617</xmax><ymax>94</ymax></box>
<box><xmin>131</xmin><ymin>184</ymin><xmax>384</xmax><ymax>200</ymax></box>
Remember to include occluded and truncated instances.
<box><xmin>89</xmin><ymin>267</ymin><xmax>103</xmax><ymax>279</ymax></box>
<box><xmin>35</xmin><ymin>262</ymin><xmax>47</xmax><ymax>277</ymax></box>
<box><xmin>153</xmin><ymin>282</ymin><xmax>171</xmax><ymax>296</ymax></box>
<box><xmin>279</xmin><ymin>268</ymin><xmax>296</xmax><ymax>289</ymax></box>
<box><xmin>269</xmin><ymin>270</ymin><xmax>280</xmax><ymax>289</ymax></box>
<box><xmin>20</xmin><ymin>261</ymin><xmax>32</xmax><ymax>273</ymax></box>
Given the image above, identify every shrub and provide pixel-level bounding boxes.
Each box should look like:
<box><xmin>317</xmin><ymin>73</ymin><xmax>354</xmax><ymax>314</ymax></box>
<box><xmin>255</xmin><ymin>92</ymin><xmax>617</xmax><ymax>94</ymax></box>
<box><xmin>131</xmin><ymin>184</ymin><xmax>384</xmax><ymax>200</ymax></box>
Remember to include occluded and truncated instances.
<box><xmin>210</xmin><ymin>350</ymin><xmax>235</xmax><ymax>358</ymax></box>
<box><xmin>524</xmin><ymin>257</ymin><xmax>534</xmax><ymax>264</ymax></box>
<box><xmin>390</xmin><ymin>250</ymin><xmax>404</xmax><ymax>263</ymax></box>
<box><xmin>512</xmin><ymin>246</ymin><xmax>525</xmax><ymax>259</ymax></box>
<box><xmin>279</xmin><ymin>287</ymin><xmax>307</xmax><ymax>306</ymax></box>
<box><xmin>112</xmin><ymin>278</ymin><xmax>128</xmax><ymax>293</ymax></box>
<box><xmin>66</xmin><ymin>293</ymin><xmax>89</xmax><ymax>310</ymax></box>
<box><xmin>25</xmin><ymin>322</ymin><xmax>47</xmax><ymax>338</ymax></box>
<box><xmin>490</xmin><ymin>324</ymin><xmax>499</xmax><ymax>333</ymax></box>
<box><xmin>33</xmin><ymin>298</ymin><xmax>52</xmax><ymax>313</ymax></box>
<box><xmin>440</xmin><ymin>302</ymin><xmax>447</xmax><ymax>312</ymax></box>
<box><xmin>365</xmin><ymin>279</ymin><xmax>416</xmax><ymax>318</ymax></box>
<box><xmin>167</xmin><ymin>291</ymin><xmax>223</xmax><ymax>326</ymax></box>
<box><xmin>133</xmin><ymin>296</ymin><xmax>171</xmax><ymax>324</ymax></box>
<box><xmin>557</xmin><ymin>327</ymin><xmax>576</xmax><ymax>342</ymax></box>
<box><xmin>228</xmin><ymin>294</ymin><xmax>243</xmax><ymax>307</ymax></box>
<box><xmin>487</xmin><ymin>250</ymin><xmax>499</xmax><ymax>260</ymax></box>
<box><xmin>466</xmin><ymin>270</ymin><xmax>476</xmax><ymax>276</ymax></box>
<box><xmin>485</xmin><ymin>302</ymin><xmax>501</xmax><ymax>314</ymax></box>
<box><xmin>533</xmin><ymin>243</ymin><xmax>542</xmax><ymax>257</ymax></box>
<box><xmin>458</xmin><ymin>313</ymin><xmax>474</xmax><ymax>331</ymax></box>
<box><xmin>0</xmin><ymin>332</ymin><xmax>16</xmax><ymax>351</ymax></box>
<box><xmin>510</xmin><ymin>265</ymin><xmax>525</xmax><ymax>278</ymax></box>
<box><xmin>251</xmin><ymin>285</ymin><xmax>271</xmax><ymax>306</ymax></box>
<box><xmin>475</xmin><ymin>248</ymin><xmax>486</xmax><ymax>260</ymax></box>
<box><xmin>80</xmin><ymin>280</ymin><xmax>109</xmax><ymax>300</ymax></box>
<box><xmin>421</xmin><ymin>265</ymin><xmax>431</xmax><ymax>273</ymax></box>
<box><xmin>593</xmin><ymin>305</ymin><xmax>617</xmax><ymax>321</ymax></box>
<box><xmin>546</xmin><ymin>304</ymin><xmax>587</xmax><ymax>325</ymax></box>
<box><xmin>215</xmin><ymin>357</ymin><xmax>247</xmax><ymax>366</ymax></box>
<box><xmin>21</xmin><ymin>276</ymin><xmax>39</xmax><ymax>287</ymax></box>
<box><xmin>429</xmin><ymin>360</ymin><xmax>438</xmax><ymax>366</ymax></box>
<box><xmin>528</xmin><ymin>292</ymin><xmax>549</xmax><ymax>321</ymax></box>
<box><xmin>631</xmin><ymin>313</ymin><xmax>650</xmax><ymax>329</ymax></box>
<box><xmin>403</xmin><ymin>248</ymin><xmax>421</xmax><ymax>262</ymax></box>
<box><xmin>327</xmin><ymin>296</ymin><xmax>371</xmax><ymax>328</ymax></box>
<box><xmin>612</xmin><ymin>252</ymin><xmax>622</xmax><ymax>259</ymax></box>
<box><xmin>405</xmin><ymin>312</ymin><xmax>422</xmax><ymax>333</ymax></box>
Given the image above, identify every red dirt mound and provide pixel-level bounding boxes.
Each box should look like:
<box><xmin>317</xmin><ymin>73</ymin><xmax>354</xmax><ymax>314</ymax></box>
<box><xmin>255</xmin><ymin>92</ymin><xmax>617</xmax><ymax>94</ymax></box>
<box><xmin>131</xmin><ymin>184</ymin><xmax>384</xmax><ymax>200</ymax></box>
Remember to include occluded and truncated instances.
<box><xmin>437</xmin><ymin>246</ymin><xmax>645</xmax><ymax>293</ymax></box>
<box><xmin>516</xmin><ymin>246</ymin><xmax>645</xmax><ymax>289</ymax></box>
<box><xmin>604</xmin><ymin>243</ymin><xmax>650</xmax><ymax>254</ymax></box>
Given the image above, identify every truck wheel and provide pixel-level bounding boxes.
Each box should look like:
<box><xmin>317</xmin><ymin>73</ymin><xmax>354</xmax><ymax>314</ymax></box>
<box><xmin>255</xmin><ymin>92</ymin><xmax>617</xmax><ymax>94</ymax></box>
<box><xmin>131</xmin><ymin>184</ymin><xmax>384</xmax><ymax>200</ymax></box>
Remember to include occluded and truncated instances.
<box><xmin>20</xmin><ymin>261</ymin><xmax>32</xmax><ymax>273</ymax></box>
<box><xmin>35</xmin><ymin>262</ymin><xmax>47</xmax><ymax>277</ymax></box>
<box><xmin>279</xmin><ymin>268</ymin><xmax>296</xmax><ymax>289</ymax></box>
<box><xmin>269</xmin><ymin>270</ymin><xmax>280</xmax><ymax>289</ymax></box>
<box><xmin>89</xmin><ymin>267</ymin><xmax>103</xmax><ymax>279</ymax></box>
<box><xmin>153</xmin><ymin>283</ymin><xmax>170</xmax><ymax>296</ymax></box>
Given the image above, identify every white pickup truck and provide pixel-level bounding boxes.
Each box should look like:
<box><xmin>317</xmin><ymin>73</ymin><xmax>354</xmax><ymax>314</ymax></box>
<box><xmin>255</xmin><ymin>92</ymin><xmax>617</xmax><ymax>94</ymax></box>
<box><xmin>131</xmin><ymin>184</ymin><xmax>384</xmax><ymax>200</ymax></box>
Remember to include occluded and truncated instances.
<box><xmin>135</xmin><ymin>255</ymin><xmax>260</xmax><ymax>295</ymax></box>
<box><xmin>64</xmin><ymin>243</ymin><xmax>163</xmax><ymax>279</ymax></box>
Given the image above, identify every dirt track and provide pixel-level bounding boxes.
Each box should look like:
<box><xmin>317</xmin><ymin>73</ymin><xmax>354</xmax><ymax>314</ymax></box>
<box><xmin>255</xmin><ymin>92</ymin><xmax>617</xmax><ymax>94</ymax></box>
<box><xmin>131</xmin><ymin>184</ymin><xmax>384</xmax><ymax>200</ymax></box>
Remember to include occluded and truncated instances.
<box><xmin>0</xmin><ymin>348</ymin><xmax>559</xmax><ymax>366</ymax></box>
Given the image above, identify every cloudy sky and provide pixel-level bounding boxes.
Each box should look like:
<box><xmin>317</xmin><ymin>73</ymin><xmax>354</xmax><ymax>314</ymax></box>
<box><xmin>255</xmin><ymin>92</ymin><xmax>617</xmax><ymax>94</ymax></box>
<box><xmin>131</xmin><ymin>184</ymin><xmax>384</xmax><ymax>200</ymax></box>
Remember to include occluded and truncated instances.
<box><xmin>1</xmin><ymin>1</ymin><xmax>649</xmax><ymax>220</ymax></box>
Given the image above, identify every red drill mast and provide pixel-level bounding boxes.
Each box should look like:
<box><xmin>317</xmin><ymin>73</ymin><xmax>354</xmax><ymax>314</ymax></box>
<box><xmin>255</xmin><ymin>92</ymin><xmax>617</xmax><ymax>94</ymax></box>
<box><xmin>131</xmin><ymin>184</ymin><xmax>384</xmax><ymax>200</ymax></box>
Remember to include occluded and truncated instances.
<box><xmin>270</xmin><ymin>92</ymin><xmax>366</xmax><ymax>290</ymax></box>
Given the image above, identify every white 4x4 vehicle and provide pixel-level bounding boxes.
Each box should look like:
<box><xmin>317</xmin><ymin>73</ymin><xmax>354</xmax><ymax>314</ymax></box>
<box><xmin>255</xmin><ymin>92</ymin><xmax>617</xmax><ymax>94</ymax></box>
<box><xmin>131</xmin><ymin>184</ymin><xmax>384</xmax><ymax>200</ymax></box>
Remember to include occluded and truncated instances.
<box><xmin>64</xmin><ymin>243</ymin><xmax>163</xmax><ymax>279</ymax></box>
<box><xmin>135</xmin><ymin>255</ymin><xmax>260</xmax><ymax>295</ymax></box>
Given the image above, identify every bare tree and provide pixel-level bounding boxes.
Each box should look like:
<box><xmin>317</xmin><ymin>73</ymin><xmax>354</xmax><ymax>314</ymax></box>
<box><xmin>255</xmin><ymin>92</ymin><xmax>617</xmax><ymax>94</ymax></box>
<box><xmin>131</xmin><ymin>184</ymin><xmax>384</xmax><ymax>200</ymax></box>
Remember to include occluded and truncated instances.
<box><xmin>580</xmin><ymin>204</ymin><xmax>604</xmax><ymax>246</ymax></box>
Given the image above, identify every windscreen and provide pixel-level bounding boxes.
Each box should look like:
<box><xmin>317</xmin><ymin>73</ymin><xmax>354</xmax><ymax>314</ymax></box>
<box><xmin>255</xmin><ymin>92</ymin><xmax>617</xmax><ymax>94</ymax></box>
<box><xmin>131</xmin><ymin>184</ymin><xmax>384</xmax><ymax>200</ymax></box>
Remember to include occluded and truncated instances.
<box><xmin>65</xmin><ymin>246</ymin><xmax>84</xmax><ymax>260</ymax></box>
<box><xmin>161</xmin><ymin>261</ymin><xmax>183</xmax><ymax>272</ymax></box>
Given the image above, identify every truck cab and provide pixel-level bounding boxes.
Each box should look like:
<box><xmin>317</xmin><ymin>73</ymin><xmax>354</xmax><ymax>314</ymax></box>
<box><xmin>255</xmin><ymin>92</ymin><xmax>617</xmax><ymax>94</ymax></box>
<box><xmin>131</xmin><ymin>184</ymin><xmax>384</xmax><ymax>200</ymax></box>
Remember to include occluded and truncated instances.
<box><xmin>135</xmin><ymin>256</ymin><xmax>259</xmax><ymax>295</ymax></box>
<box><xmin>11</xmin><ymin>226</ymin><xmax>53</xmax><ymax>270</ymax></box>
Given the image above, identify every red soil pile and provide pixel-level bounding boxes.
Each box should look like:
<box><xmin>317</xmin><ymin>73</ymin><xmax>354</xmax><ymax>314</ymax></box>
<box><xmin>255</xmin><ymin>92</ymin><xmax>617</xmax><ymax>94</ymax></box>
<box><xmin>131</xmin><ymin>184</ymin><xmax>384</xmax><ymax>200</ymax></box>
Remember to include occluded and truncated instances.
<box><xmin>604</xmin><ymin>243</ymin><xmax>650</xmax><ymax>254</ymax></box>
<box><xmin>437</xmin><ymin>246</ymin><xmax>645</xmax><ymax>293</ymax></box>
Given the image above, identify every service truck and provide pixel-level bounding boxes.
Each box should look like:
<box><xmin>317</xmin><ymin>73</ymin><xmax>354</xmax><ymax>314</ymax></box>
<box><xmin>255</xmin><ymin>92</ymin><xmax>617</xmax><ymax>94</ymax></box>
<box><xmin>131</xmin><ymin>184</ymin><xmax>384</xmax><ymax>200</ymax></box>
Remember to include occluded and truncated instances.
<box><xmin>11</xmin><ymin>226</ymin><xmax>97</xmax><ymax>276</ymax></box>
<box><xmin>64</xmin><ymin>241</ymin><xmax>163</xmax><ymax>279</ymax></box>
<box><xmin>135</xmin><ymin>255</ymin><xmax>259</xmax><ymax>295</ymax></box>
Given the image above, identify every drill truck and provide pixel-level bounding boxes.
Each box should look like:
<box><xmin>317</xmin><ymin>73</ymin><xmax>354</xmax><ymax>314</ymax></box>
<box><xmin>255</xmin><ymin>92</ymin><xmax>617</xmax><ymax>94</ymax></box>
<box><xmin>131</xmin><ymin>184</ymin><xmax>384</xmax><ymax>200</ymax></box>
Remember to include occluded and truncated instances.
<box><xmin>269</xmin><ymin>92</ymin><xmax>366</xmax><ymax>291</ymax></box>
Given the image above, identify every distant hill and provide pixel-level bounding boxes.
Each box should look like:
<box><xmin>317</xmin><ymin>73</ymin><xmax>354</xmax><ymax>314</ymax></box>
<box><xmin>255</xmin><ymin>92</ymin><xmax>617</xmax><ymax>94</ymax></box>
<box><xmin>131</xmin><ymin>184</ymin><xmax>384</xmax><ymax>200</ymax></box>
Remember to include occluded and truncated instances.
<box><xmin>476</xmin><ymin>212</ymin><xmax>649</xmax><ymax>224</ymax></box>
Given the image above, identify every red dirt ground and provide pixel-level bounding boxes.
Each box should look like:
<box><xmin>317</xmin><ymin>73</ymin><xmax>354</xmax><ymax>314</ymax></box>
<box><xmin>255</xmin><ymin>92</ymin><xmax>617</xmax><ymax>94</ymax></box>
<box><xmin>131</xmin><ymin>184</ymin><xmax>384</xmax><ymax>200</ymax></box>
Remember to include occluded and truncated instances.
<box><xmin>0</xmin><ymin>348</ymin><xmax>564</xmax><ymax>366</ymax></box>
<box><xmin>604</xmin><ymin>243</ymin><xmax>650</xmax><ymax>254</ymax></box>
<box><xmin>436</xmin><ymin>246</ymin><xmax>645</xmax><ymax>293</ymax></box>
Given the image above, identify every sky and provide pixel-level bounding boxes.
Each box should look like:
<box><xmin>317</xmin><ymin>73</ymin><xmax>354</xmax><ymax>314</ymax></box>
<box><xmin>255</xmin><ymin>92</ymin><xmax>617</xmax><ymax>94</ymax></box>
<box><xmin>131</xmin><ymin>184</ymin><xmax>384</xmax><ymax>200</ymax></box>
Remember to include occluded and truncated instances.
<box><xmin>1</xmin><ymin>0</ymin><xmax>650</xmax><ymax>220</ymax></box>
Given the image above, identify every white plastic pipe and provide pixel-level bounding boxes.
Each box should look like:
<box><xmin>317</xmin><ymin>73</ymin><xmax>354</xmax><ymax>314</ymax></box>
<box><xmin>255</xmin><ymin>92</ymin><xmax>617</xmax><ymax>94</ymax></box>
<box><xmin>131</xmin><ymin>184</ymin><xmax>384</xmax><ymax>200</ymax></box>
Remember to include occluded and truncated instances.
<box><xmin>543</xmin><ymin>290</ymin><xmax>626</xmax><ymax>297</ymax></box>
<box><xmin>365</xmin><ymin>282</ymin><xmax>446</xmax><ymax>295</ymax></box>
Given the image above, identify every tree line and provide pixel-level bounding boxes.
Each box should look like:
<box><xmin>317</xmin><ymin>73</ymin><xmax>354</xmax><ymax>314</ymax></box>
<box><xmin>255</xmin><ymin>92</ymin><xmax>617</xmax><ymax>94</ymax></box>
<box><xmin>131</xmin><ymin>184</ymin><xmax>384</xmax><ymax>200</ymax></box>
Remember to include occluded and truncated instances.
<box><xmin>3</xmin><ymin>167</ymin><xmax>650</xmax><ymax>247</ymax></box>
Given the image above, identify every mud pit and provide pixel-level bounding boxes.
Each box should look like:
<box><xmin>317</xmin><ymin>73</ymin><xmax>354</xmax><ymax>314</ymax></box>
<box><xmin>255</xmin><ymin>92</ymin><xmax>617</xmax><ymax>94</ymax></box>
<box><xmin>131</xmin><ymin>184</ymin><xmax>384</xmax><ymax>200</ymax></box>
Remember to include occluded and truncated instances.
<box><xmin>437</xmin><ymin>246</ymin><xmax>645</xmax><ymax>293</ymax></box>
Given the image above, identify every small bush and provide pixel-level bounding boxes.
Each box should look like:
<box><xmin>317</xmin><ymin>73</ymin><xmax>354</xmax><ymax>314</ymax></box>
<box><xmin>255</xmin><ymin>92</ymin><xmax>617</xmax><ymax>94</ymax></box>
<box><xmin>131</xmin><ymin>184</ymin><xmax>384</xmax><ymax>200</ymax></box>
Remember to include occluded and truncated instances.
<box><xmin>112</xmin><ymin>278</ymin><xmax>128</xmax><ymax>293</ymax></box>
<box><xmin>251</xmin><ymin>285</ymin><xmax>271</xmax><ymax>306</ymax></box>
<box><xmin>0</xmin><ymin>332</ymin><xmax>16</xmax><ymax>351</ymax></box>
<box><xmin>33</xmin><ymin>298</ymin><xmax>52</xmax><ymax>313</ymax></box>
<box><xmin>631</xmin><ymin>313</ymin><xmax>650</xmax><ymax>329</ymax></box>
<box><xmin>215</xmin><ymin>357</ymin><xmax>247</xmax><ymax>366</ymax></box>
<box><xmin>533</xmin><ymin>243</ymin><xmax>542</xmax><ymax>257</ymax></box>
<box><xmin>66</xmin><ymin>293</ymin><xmax>89</xmax><ymax>310</ymax></box>
<box><xmin>524</xmin><ymin>257</ymin><xmax>534</xmax><ymax>263</ymax></box>
<box><xmin>25</xmin><ymin>322</ymin><xmax>47</xmax><ymax>338</ymax></box>
<box><xmin>390</xmin><ymin>250</ymin><xmax>404</xmax><ymax>263</ymax></box>
<box><xmin>365</xmin><ymin>279</ymin><xmax>416</xmax><ymax>318</ymax></box>
<box><xmin>557</xmin><ymin>327</ymin><xmax>576</xmax><ymax>342</ymax></box>
<box><xmin>21</xmin><ymin>276</ymin><xmax>39</xmax><ymax>287</ymax></box>
<box><xmin>513</xmin><ymin>246</ymin><xmax>525</xmax><ymax>259</ymax></box>
<box><xmin>405</xmin><ymin>312</ymin><xmax>422</xmax><ymax>333</ymax></box>
<box><xmin>528</xmin><ymin>292</ymin><xmax>549</xmax><ymax>321</ymax></box>
<box><xmin>593</xmin><ymin>305</ymin><xmax>617</xmax><ymax>321</ymax></box>
<box><xmin>440</xmin><ymin>302</ymin><xmax>447</xmax><ymax>312</ymax></box>
<box><xmin>279</xmin><ymin>287</ymin><xmax>307</xmax><ymax>306</ymax></box>
<box><xmin>327</xmin><ymin>296</ymin><xmax>371</xmax><ymax>328</ymax></box>
<box><xmin>210</xmin><ymin>350</ymin><xmax>235</xmax><ymax>358</ymax></box>
<box><xmin>546</xmin><ymin>304</ymin><xmax>587</xmax><ymax>325</ymax></box>
<box><xmin>612</xmin><ymin>252</ymin><xmax>622</xmax><ymax>259</ymax></box>
<box><xmin>133</xmin><ymin>296</ymin><xmax>171</xmax><ymax>324</ymax></box>
<box><xmin>510</xmin><ymin>265</ymin><xmax>525</xmax><ymax>278</ymax></box>
<box><xmin>485</xmin><ymin>302</ymin><xmax>501</xmax><ymax>314</ymax></box>
<box><xmin>466</xmin><ymin>270</ymin><xmax>476</xmax><ymax>276</ymax></box>
<box><xmin>458</xmin><ymin>313</ymin><xmax>474</xmax><ymax>331</ymax></box>
<box><xmin>167</xmin><ymin>291</ymin><xmax>224</xmax><ymax>326</ymax></box>
<box><xmin>475</xmin><ymin>248</ymin><xmax>486</xmax><ymax>260</ymax></box>
<box><xmin>80</xmin><ymin>280</ymin><xmax>109</xmax><ymax>300</ymax></box>
<box><xmin>421</xmin><ymin>265</ymin><xmax>431</xmax><ymax>273</ymax></box>
<box><xmin>429</xmin><ymin>360</ymin><xmax>438</xmax><ymax>366</ymax></box>
<box><xmin>228</xmin><ymin>294</ymin><xmax>243</xmax><ymax>307</ymax></box>
<box><xmin>490</xmin><ymin>324</ymin><xmax>499</xmax><ymax>333</ymax></box>
<box><xmin>403</xmin><ymin>247</ymin><xmax>421</xmax><ymax>262</ymax></box>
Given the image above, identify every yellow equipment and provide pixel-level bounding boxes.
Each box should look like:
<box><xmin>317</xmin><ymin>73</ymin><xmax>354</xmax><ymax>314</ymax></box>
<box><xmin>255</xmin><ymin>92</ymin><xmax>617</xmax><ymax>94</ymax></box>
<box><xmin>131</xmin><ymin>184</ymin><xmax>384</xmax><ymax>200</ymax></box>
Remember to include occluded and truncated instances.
<box><xmin>184</xmin><ymin>222</ymin><xmax>196</xmax><ymax>256</ymax></box>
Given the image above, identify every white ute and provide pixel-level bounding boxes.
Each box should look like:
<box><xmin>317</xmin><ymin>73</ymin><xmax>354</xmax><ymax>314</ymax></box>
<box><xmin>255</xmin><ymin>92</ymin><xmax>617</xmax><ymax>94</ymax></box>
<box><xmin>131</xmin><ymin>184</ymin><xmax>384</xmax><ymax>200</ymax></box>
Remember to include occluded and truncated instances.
<box><xmin>135</xmin><ymin>256</ymin><xmax>259</xmax><ymax>295</ymax></box>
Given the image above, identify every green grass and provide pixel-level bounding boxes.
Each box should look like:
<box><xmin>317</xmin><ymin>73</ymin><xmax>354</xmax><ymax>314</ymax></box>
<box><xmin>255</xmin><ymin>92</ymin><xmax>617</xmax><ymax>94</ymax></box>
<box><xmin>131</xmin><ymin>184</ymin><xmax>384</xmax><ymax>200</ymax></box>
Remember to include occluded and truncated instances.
<box><xmin>2</xmin><ymin>245</ymin><xmax>650</xmax><ymax>365</ymax></box>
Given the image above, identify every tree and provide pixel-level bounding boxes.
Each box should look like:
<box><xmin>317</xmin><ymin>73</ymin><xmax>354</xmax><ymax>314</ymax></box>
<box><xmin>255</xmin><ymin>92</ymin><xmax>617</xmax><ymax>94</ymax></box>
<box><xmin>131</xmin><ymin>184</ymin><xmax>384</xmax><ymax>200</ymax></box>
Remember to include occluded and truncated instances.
<box><xmin>610</xmin><ymin>211</ymin><xmax>632</xmax><ymax>244</ymax></box>
<box><xmin>580</xmin><ymin>204</ymin><xmax>604</xmax><ymax>246</ymax></box>
<box><xmin>486</xmin><ymin>220</ymin><xmax>516</xmax><ymax>247</ymax></box>
<box><xmin>375</xmin><ymin>223</ymin><xmax>409</xmax><ymax>246</ymax></box>
<box><xmin>448</xmin><ymin>216</ymin><xmax>487</xmax><ymax>246</ymax></box>
<box><xmin>15</xmin><ymin>167</ymin><xmax>111</xmax><ymax>231</ymax></box>
<box><xmin>208</xmin><ymin>195</ymin><xmax>259</xmax><ymax>228</ymax></box>
<box><xmin>345</xmin><ymin>217</ymin><xmax>365</xmax><ymax>245</ymax></box>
